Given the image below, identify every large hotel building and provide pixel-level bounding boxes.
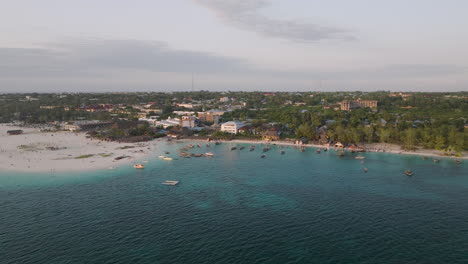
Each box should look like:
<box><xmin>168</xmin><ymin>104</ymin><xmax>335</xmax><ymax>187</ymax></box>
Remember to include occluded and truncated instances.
<box><xmin>340</xmin><ymin>99</ymin><xmax>378</xmax><ymax>111</ymax></box>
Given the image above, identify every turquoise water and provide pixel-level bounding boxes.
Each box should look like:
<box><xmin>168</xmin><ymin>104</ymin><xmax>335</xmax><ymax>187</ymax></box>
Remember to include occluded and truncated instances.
<box><xmin>1</xmin><ymin>142</ymin><xmax>468</xmax><ymax>264</ymax></box>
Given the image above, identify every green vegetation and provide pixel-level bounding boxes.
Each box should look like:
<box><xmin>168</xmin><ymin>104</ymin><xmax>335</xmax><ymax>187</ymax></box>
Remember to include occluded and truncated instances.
<box><xmin>74</xmin><ymin>154</ymin><xmax>94</xmax><ymax>159</ymax></box>
<box><xmin>1</xmin><ymin>91</ymin><xmax>466</xmax><ymax>153</ymax></box>
<box><xmin>116</xmin><ymin>146</ymin><xmax>135</xmax><ymax>150</ymax></box>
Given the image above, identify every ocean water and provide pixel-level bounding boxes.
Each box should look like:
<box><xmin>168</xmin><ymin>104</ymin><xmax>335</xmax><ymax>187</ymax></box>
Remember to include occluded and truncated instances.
<box><xmin>1</xmin><ymin>142</ymin><xmax>468</xmax><ymax>264</ymax></box>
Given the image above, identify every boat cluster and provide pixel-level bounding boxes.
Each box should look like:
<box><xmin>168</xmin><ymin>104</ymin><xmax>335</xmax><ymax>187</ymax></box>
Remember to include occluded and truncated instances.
<box><xmin>178</xmin><ymin>144</ymin><xmax>215</xmax><ymax>158</ymax></box>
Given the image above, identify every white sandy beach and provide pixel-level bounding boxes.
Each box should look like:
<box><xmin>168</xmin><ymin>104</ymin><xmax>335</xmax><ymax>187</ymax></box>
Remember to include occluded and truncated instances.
<box><xmin>0</xmin><ymin>124</ymin><xmax>162</xmax><ymax>173</ymax></box>
<box><xmin>1</xmin><ymin>124</ymin><xmax>464</xmax><ymax>173</ymax></box>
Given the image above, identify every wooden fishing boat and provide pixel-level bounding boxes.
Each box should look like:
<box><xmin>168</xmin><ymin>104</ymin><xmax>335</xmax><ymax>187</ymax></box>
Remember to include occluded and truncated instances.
<box><xmin>133</xmin><ymin>164</ymin><xmax>145</xmax><ymax>169</ymax></box>
<box><xmin>162</xmin><ymin>180</ymin><xmax>179</xmax><ymax>186</ymax></box>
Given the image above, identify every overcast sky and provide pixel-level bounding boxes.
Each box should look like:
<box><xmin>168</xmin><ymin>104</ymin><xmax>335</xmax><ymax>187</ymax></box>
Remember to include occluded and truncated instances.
<box><xmin>1</xmin><ymin>0</ymin><xmax>467</xmax><ymax>92</ymax></box>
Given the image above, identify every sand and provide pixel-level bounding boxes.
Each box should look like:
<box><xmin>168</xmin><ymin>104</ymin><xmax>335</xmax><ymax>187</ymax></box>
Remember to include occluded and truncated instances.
<box><xmin>0</xmin><ymin>124</ymin><xmax>163</xmax><ymax>173</ymax></box>
<box><xmin>1</xmin><ymin>124</ymin><xmax>464</xmax><ymax>173</ymax></box>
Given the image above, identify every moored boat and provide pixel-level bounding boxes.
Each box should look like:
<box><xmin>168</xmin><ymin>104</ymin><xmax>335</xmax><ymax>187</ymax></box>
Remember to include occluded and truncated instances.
<box><xmin>133</xmin><ymin>164</ymin><xmax>145</xmax><ymax>169</ymax></box>
<box><xmin>355</xmin><ymin>155</ymin><xmax>365</xmax><ymax>160</ymax></box>
<box><xmin>162</xmin><ymin>180</ymin><xmax>179</xmax><ymax>186</ymax></box>
<box><xmin>231</xmin><ymin>147</ymin><xmax>237</xmax><ymax>151</ymax></box>
<box><xmin>405</xmin><ymin>169</ymin><xmax>413</xmax><ymax>176</ymax></box>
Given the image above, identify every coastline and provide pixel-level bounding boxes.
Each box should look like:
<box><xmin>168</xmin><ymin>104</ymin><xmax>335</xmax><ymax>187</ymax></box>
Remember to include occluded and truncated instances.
<box><xmin>0</xmin><ymin>122</ymin><xmax>464</xmax><ymax>174</ymax></box>
<box><xmin>0</xmin><ymin>124</ymin><xmax>160</xmax><ymax>173</ymax></box>
<box><xmin>177</xmin><ymin>138</ymin><xmax>467</xmax><ymax>160</ymax></box>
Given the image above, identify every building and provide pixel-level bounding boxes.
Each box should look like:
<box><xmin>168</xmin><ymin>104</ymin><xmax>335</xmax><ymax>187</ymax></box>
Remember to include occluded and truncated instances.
<box><xmin>198</xmin><ymin>110</ymin><xmax>225</xmax><ymax>124</ymax></box>
<box><xmin>262</xmin><ymin>129</ymin><xmax>280</xmax><ymax>141</ymax></box>
<box><xmin>180</xmin><ymin>116</ymin><xmax>197</xmax><ymax>128</ymax></box>
<box><xmin>78</xmin><ymin>104</ymin><xmax>114</xmax><ymax>113</ymax></box>
<box><xmin>173</xmin><ymin>111</ymin><xmax>195</xmax><ymax>116</ymax></box>
<box><xmin>221</xmin><ymin>121</ymin><xmax>245</xmax><ymax>134</ymax></box>
<box><xmin>176</xmin><ymin>103</ymin><xmax>198</xmax><ymax>109</ymax></box>
<box><xmin>389</xmin><ymin>92</ymin><xmax>412</xmax><ymax>100</ymax></box>
<box><xmin>340</xmin><ymin>100</ymin><xmax>378</xmax><ymax>111</ymax></box>
<box><xmin>138</xmin><ymin>116</ymin><xmax>159</xmax><ymax>126</ymax></box>
<box><xmin>155</xmin><ymin>118</ymin><xmax>180</xmax><ymax>129</ymax></box>
<box><xmin>139</xmin><ymin>108</ymin><xmax>162</xmax><ymax>114</ymax></box>
<box><xmin>219</xmin><ymin>97</ymin><xmax>230</xmax><ymax>103</ymax></box>
<box><xmin>40</xmin><ymin>106</ymin><xmax>59</xmax><ymax>109</ymax></box>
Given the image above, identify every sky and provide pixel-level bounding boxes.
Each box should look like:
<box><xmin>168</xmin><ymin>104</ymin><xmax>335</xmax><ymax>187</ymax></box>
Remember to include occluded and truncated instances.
<box><xmin>0</xmin><ymin>0</ymin><xmax>467</xmax><ymax>92</ymax></box>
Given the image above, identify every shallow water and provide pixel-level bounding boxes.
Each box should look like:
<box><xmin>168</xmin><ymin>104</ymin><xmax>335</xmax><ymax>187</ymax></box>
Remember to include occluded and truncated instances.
<box><xmin>1</xmin><ymin>142</ymin><xmax>467</xmax><ymax>263</ymax></box>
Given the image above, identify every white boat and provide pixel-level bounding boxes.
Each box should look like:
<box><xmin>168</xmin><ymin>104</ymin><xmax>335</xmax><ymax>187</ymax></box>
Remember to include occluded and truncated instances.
<box><xmin>205</xmin><ymin>152</ymin><xmax>214</xmax><ymax>156</ymax></box>
<box><xmin>162</xmin><ymin>180</ymin><xmax>179</xmax><ymax>186</ymax></box>
<box><xmin>133</xmin><ymin>164</ymin><xmax>145</xmax><ymax>169</ymax></box>
<box><xmin>355</xmin><ymin>155</ymin><xmax>366</xmax><ymax>160</ymax></box>
<box><xmin>158</xmin><ymin>155</ymin><xmax>166</xmax><ymax>158</ymax></box>
<box><xmin>163</xmin><ymin>157</ymin><xmax>173</xmax><ymax>161</ymax></box>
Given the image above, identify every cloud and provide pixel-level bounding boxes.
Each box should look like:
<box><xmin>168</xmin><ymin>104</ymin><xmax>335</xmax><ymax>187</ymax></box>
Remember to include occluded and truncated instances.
<box><xmin>0</xmin><ymin>39</ymin><xmax>466</xmax><ymax>92</ymax></box>
<box><xmin>0</xmin><ymin>39</ymin><xmax>250</xmax><ymax>78</ymax></box>
<box><xmin>368</xmin><ymin>64</ymin><xmax>467</xmax><ymax>78</ymax></box>
<box><xmin>194</xmin><ymin>0</ymin><xmax>354</xmax><ymax>42</ymax></box>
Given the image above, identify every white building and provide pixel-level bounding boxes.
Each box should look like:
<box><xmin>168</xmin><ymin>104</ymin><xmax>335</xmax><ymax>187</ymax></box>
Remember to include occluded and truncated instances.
<box><xmin>176</xmin><ymin>103</ymin><xmax>197</xmax><ymax>109</ymax></box>
<box><xmin>221</xmin><ymin>121</ymin><xmax>245</xmax><ymax>134</ymax></box>
<box><xmin>155</xmin><ymin>118</ymin><xmax>180</xmax><ymax>128</ymax></box>
<box><xmin>180</xmin><ymin>116</ymin><xmax>197</xmax><ymax>128</ymax></box>
<box><xmin>138</xmin><ymin>116</ymin><xmax>159</xmax><ymax>126</ymax></box>
<box><xmin>173</xmin><ymin>111</ymin><xmax>195</xmax><ymax>116</ymax></box>
<box><xmin>219</xmin><ymin>97</ymin><xmax>230</xmax><ymax>103</ymax></box>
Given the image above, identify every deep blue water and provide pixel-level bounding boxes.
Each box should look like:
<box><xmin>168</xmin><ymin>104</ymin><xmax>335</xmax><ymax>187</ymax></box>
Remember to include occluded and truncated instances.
<box><xmin>1</xmin><ymin>142</ymin><xmax>468</xmax><ymax>264</ymax></box>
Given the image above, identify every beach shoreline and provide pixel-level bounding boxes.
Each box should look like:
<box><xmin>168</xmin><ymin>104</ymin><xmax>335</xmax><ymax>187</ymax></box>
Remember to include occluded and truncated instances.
<box><xmin>0</xmin><ymin>123</ymin><xmax>465</xmax><ymax>174</ymax></box>
<box><xmin>177</xmin><ymin>138</ymin><xmax>467</xmax><ymax>160</ymax></box>
<box><xmin>0</xmin><ymin>124</ymin><xmax>161</xmax><ymax>173</ymax></box>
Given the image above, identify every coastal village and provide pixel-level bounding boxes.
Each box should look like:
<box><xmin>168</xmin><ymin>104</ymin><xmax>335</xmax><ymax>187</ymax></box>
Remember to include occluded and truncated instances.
<box><xmin>0</xmin><ymin>91</ymin><xmax>466</xmax><ymax>172</ymax></box>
